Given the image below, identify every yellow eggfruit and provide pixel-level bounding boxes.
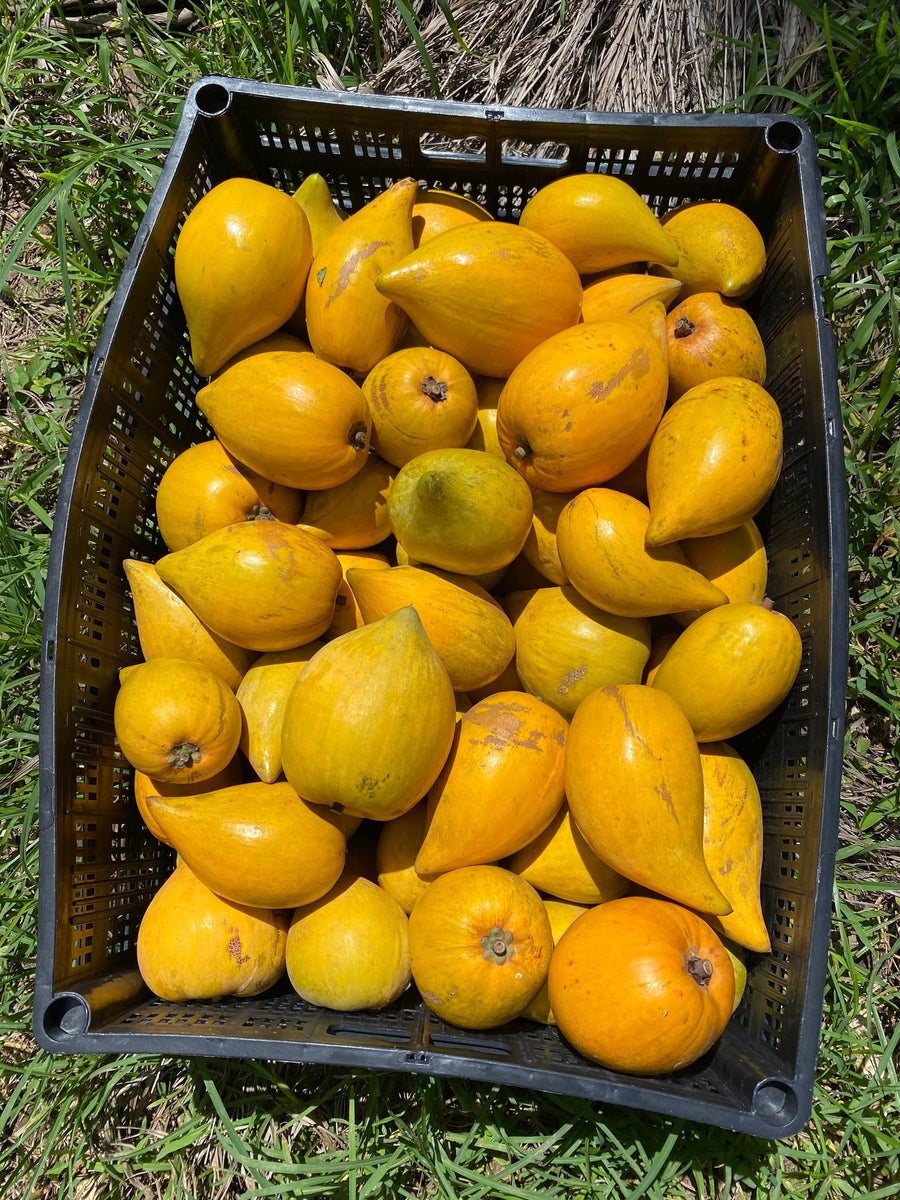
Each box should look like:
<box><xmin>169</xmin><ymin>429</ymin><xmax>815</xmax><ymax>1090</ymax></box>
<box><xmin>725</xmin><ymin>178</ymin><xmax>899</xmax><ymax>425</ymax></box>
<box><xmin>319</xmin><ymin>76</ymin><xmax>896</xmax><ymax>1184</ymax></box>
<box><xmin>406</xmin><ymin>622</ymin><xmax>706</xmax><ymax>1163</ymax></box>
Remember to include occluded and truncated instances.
<box><xmin>508</xmin><ymin>804</ymin><xmax>630</xmax><ymax>906</ymax></box>
<box><xmin>645</xmin><ymin>376</ymin><xmax>783</xmax><ymax>547</ymax></box>
<box><xmin>375</xmin><ymin>222</ymin><xmax>583</xmax><ymax>378</ymax></box>
<box><xmin>519</xmin><ymin>173</ymin><xmax>679</xmax><ymax>274</ymax></box>
<box><xmin>653</xmin><ymin>200</ymin><xmax>767</xmax><ymax>301</ymax></box>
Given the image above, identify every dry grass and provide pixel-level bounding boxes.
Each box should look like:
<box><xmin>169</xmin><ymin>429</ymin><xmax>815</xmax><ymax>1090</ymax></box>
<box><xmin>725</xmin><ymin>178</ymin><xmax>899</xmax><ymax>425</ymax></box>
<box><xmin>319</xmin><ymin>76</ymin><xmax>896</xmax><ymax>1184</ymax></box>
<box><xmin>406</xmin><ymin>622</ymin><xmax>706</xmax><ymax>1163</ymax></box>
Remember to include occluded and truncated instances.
<box><xmin>368</xmin><ymin>0</ymin><xmax>821</xmax><ymax>111</ymax></box>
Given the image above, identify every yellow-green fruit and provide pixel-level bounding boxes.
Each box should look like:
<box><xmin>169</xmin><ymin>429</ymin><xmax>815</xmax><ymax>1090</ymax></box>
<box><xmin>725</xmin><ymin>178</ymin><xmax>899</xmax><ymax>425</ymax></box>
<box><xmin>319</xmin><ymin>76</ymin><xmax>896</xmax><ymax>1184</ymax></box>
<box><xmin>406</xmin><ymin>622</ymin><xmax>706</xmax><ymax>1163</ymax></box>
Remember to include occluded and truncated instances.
<box><xmin>174</xmin><ymin>177</ymin><xmax>313</xmax><ymax>377</ymax></box>
<box><xmin>505</xmin><ymin>585</ymin><xmax>651</xmax><ymax>717</ymax></box>
<box><xmin>286</xmin><ymin>873</ymin><xmax>411</xmax><ymax>1011</ymax></box>
<box><xmin>650</xmin><ymin>602</ymin><xmax>802</xmax><ymax>741</ymax></box>
<box><xmin>388</xmin><ymin>448</ymin><xmax>534</xmax><ymax>575</ymax></box>
<box><xmin>645</xmin><ymin>377</ymin><xmax>783</xmax><ymax>547</ymax></box>
<box><xmin>281</xmin><ymin>606</ymin><xmax>456</xmax><ymax>821</ymax></box>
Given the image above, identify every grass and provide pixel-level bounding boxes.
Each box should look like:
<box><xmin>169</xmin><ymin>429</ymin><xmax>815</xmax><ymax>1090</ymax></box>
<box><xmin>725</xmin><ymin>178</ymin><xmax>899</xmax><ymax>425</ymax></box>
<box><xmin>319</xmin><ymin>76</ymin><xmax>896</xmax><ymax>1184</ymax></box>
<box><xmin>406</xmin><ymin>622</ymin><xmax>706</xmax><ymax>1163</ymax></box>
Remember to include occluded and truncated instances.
<box><xmin>2</xmin><ymin>0</ymin><xmax>899</xmax><ymax>1195</ymax></box>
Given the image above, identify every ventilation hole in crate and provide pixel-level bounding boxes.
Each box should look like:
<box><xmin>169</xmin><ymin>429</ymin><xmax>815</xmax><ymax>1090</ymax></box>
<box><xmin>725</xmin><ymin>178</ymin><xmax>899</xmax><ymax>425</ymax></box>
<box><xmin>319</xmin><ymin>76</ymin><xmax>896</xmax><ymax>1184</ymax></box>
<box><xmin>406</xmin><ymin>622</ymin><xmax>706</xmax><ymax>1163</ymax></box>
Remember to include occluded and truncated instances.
<box><xmin>584</xmin><ymin>145</ymin><xmax>640</xmax><ymax>177</ymax></box>
<box><xmin>778</xmin><ymin>845</ymin><xmax>802</xmax><ymax>881</ymax></box>
<box><xmin>429</xmin><ymin>1032</ymin><xmax>513</xmax><ymax>1057</ymax></box>
<box><xmin>351</xmin><ymin>128</ymin><xmax>402</xmax><ymax>162</ymax></box>
<box><xmin>326</xmin><ymin>1022</ymin><xmax>411</xmax><ymax>1045</ymax></box>
<box><xmin>501</xmin><ymin>139</ymin><xmax>569</xmax><ymax>164</ymax></box>
<box><xmin>420</xmin><ymin>132</ymin><xmax>487</xmax><ymax>160</ymax></box>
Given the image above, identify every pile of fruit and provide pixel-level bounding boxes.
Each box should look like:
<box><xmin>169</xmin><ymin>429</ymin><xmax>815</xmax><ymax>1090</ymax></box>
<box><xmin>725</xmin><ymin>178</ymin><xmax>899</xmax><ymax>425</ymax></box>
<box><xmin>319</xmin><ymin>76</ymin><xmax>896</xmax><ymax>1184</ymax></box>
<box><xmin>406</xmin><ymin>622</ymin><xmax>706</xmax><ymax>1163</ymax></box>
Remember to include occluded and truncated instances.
<box><xmin>116</xmin><ymin>166</ymin><xmax>802</xmax><ymax>1079</ymax></box>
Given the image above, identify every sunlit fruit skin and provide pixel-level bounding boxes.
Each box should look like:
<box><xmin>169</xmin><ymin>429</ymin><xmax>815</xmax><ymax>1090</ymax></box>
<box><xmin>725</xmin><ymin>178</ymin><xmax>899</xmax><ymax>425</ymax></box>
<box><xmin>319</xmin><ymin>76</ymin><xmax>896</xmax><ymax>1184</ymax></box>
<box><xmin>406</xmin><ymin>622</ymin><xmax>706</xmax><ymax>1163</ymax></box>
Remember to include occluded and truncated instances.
<box><xmin>122</xmin><ymin>558</ymin><xmax>256</xmax><ymax>692</ymax></box>
<box><xmin>113</xmin><ymin>656</ymin><xmax>242</xmax><ymax>785</ymax></box>
<box><xmin>644</xmin><ymin>376</ymin><xmax>783</xmax><ymax>547</ymax></box>
<box><xmin>674</xmin><ymin>519</ymin><xmax>768</xmax><ymax>627</ymax></box>
<box><xmin>362</xmin><ymin>346</ymin><xmax>479</xmax><ymax>468</ymax></box>
<box><xmin>236</xmin><ymin>642</ymin><xmax>325</xmax><ymax>784</ymax></box>
<box><xmin>304</xmin><ymin>176</ymin><xmax>418</xmax><ymax>377</ymax></box>
<box><xmin>411</xmin><ymin>187</ymin><xmax>493</xmax><ymax>247</ymax></box>
<box><xmin>196</xmin><ymin>350</ymin><xmax>372</xmax><ymax>492</ymax></box>
<box><xmin>650</xmin><ymin>601</ymin><xmax>803</xmax><ymax>742</ymax></box>
<box><xmin>415</xmin><ymin>691</ymin><xmax>568</xmax><ymax>876</ymax></box>
<box><xmin>147</xmin><ymin>779</ymin><xmax>347</xmax><ymax>909</ymax></box>
<box><xmin>665</xmin><ymin>292</ymin><xmax>767</xmax><ymax>402</ymax></box>
<box><xmin>154</xmin><ymin>438</ymin><xmax>304</xmax><ymax>552</ymax></box>
<box><xmin>388</xmin><ymin>448</ymin><xmax>534</xmax><ymax>576</ymax></box>
<box><xmin>134</xmin><ymin>757</ymin><xmax>243</xmax><ymax>844</ymax></box>
<box><xmin>520</xmin><ymin>899</ymin><xmax>591</xmax><ymax>1026</ymax></box>
<box><xmin>280</xmin><ymin>606</ymin><xmax>457</xmax><ymax>822</ymax></box>
<box><xmin>375</xmin><ymin>222</ymin><xmax>583</xmax><ymax>379</ymax></box>
<box><xmin>407</xmin><ymin>865</ymin><xmax>554</xmax><ymax>1029</ymax></box>
<box><xmin>137</xmin><ymin>860</ymin><xmax>289</xmax><ymax>1002</ymax></box>
<box><xmin>698</xmin><ymin>741</ymin><xmax>772</xmax><ymax>954</ymax></box>
<box><xmin>286</xmin><ymin>873</ymin><xmax>411</xmax><ymax>1011</ymax></box>
<box><xmin>507</xmin><ymin>803</ymin><xmax>630</xmax><ymax>906</ymax></box>
<box><xmin>504</xmin><ymin>584</ymin><xmax>652</xmax><ymax>718</ymax></box>
<box><xmin>548</xmin><ymin>896</ymin><xmax>735</xmax><ymax>1075</ymax></box>
<box><xmin>652</xmin><ymin>200</ymin><xmax>767</xmax><ymax>301</ymax></box>
<box><xmin>555</xmin><ymin>487</ymin><xmax>729</xmax><ymax>619</ymax></box>
<box><xmin>174</xmin><ymin>176</ymin><xmax>313</xmax><ymax>378</ymax></box>
<box><xmin>564</xmin><ymin>683</ymin><xmax>732</xmax><ymax>915</ymax></box>
<box><xmin>518</xmin><ymin>173</ymin><xmax>680</xmax><ymax>274</ymax></box>
<box><xmin>496</xmin><ymin>320</ymin><xmax>668</xmax><ymax>494</ymax></box>
<box><xmin>155</xmin><ymin>520</ymin><xmax>343</xmax><ymax>653</ymax></box>
<box><xmin>346</xmin><ymin>564</ymin><xmax>515</xmax><ymax>692</ymax></box>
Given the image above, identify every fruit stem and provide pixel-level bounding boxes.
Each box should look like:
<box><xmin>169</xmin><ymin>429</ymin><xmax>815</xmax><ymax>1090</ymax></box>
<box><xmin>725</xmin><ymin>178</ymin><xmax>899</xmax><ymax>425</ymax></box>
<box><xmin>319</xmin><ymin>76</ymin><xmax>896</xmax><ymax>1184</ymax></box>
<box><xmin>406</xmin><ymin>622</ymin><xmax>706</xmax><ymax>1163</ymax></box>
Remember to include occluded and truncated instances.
<box><xmin>166</xmin><ymin>742</ymin><xmax>202</xmax><ymax>770</ymax></box>
<box><xmin>513</xmin><ymin>436</ymin><xmax>532</xmax><ymax>462</ymax></box>
<box><xmin>247</xmin><ymin>504</ymin><xmax>275</xmax><ymax>521</ymax></box>
<box><xmin>421</xmin><ymin>375</ymin><xmax>448</xmax><ymax>402</ymax></box>
<box><xmin>687</xmin><ymin>955</ymin><xmax>714</xmax><ymax>986</ymax></box>
<box><xmin>481</xmin><ymin>925</ymin><xmax>515</xmax><ymax>964</ymax></box>
<box><xmin>673</xmin><ymin>317</ymin><xmax>695</xmax><ymax>338</ymax></box>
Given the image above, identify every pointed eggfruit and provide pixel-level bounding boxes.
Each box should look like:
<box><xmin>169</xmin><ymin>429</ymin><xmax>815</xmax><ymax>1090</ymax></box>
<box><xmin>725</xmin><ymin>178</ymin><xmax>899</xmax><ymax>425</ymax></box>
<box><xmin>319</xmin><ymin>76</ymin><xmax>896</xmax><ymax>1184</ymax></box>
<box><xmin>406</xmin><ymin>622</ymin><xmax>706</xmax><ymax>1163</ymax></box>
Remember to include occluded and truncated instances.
<box><xmin>324</xmin><ymin>550</ymin><xmax>391</xmax><ymax>640</ymax></box>
<box><xmin>292</xmin><ymin>172</ymin><xmax>345</xmax><ymax>256</ymax></box>
<box><xmin>652</xmin><ymin>200</ymin><xmax>767</xmax><ymax>300</ymax></box>
<box><xmin>236</xmin><ymin>642</ymin><xmax>325</xmax><ymax>783</ymax></box>
<box><xmin>581</xmin><ymin>271</ymin><xmax>683</xmax><ymax>322</ymax></box>
<box><xmin>415</xmin><ymin>691</ymin><xmax>568</xmax><ymax>877</ymax></box>
<box><xmin>388</xmin><ymin>448</ymin><xmax>534</xmax><ymax>576</ymax></box>
<box><xmin>555</xmin><ymin>488</ymin><xmax>729</xmax><ymax>618</ymax></box>
<box><xmin>123</xmin><ymin>558</ymin><xmax>256</xmax><ymax>691</ymax></box>
<box><xmin>196</xmin><ymin>350</ymin><xmax>371</xmax><ymax>491</ymax></box>
<box><xmin>504</xmin><ymin>585</ymin><xmax>651</xmax><ymax>717</ymax></box>
<box><xmin>346</xmin><ymin>564</ymin><xmax>515</xmax><ymax>692</ymax></box>
<box><xmin>174</xmin><ymin>176</ymin><xmax>313</xmax><ymax>377</ymax></box>
<box><xmin>156</xmin><ymin>521</ymin><xmax>341</xmax><ymax>652</ymax></box>
<box><xmin>286</xmin><ymin>872</ymin><xmax>411</xmax><ymax>1011</ymax></box>
<box><xmin>698</xmin><ymin>742</ymin><xmax>771</xmax><ymax>953</ymax></box>
<box><xmin>375</xmin><ymin>222</ymin><xmax>583</xmax><ymax>378</ymax></box>
<box><xmin>280</xmin><ymin>606</ymin><xmax>456</xmax><ymax>821</ymax></box>
<box><xmin>305</xmin><ymin>176</ymin><xmax>418</xmax><ymax>376</ymax></box>
<box><xmin>137</xmin><ymin>860</ymin><xmax>289</xmax><ymax>1001</ymax></box>
<box><xmin>565</xmin><ymin>684</ymin><xmax>732</xmax><ymax>914</ymax></box>
<box><xmin>508</xmin><ymin>803</ymin><xmax>630</xmax><ymax>906</ymax></box>
<box><xmin>465</xmin><ymin>375</ymin><xmax>506</xmax><ymax>458</ymax></box>
<box><xmin>147</xmin><ymin>779</ymin><xmax>346</xmax><ymax>908</ymax></box>
<box><xmin>645</xmin><ymin>376</ymin><xmax>783</xmax><ymax>547</ymax></box>
<box><xmin>496</xmin><ymin>319</ymin><xmax>667</xmax><ymax>493</ymax></box>
<box><xmin>650</xmin><ymin>601</ymin><xmax>802</xmax><ymax>741</ymax></box>
<box><xmin>134</xmin><ymin>757</ymin><xmax>243</xmax><ymax>845</ymax></box>
<box><xmin>114</xmin><ymin>657</ymin><xmax>242</xmax><ymax>785</ymax></box>
<box><xmin>518</xmin><ymin>173</ymin><xmax>679</xmax><ymax>274</ymax></box>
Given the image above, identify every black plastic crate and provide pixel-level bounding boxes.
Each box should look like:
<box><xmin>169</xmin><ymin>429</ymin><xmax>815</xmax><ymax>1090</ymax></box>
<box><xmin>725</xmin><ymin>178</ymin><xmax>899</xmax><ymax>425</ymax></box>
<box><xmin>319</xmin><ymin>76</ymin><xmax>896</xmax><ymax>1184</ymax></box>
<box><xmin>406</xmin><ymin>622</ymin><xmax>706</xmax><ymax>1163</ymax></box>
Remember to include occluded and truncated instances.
<box><xmin>35</xmin><ymin>76</ymin><xmax>848</xmax><ymax>1138</ymax></box>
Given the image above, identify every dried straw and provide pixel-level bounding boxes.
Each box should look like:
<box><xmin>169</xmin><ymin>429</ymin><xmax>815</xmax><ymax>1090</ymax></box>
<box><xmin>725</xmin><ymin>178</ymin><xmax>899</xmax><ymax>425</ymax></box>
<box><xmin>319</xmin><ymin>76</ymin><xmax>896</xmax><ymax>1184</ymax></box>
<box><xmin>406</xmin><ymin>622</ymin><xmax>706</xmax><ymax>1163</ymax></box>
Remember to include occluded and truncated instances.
<box><xmin>365</xmin><ymin>0</ymin><xmax>820</xmax><ymax>112</ymax></box>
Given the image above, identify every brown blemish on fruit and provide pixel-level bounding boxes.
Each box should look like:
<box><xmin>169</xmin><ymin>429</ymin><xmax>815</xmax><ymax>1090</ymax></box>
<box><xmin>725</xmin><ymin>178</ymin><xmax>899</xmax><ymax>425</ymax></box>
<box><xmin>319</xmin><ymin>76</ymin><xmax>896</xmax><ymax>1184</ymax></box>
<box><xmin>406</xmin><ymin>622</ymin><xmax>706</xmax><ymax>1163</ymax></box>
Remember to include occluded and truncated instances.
<box><xmin>558</xmin><ymin>665</ymin><xmax>588</xmax><ymax>695</ymax></box>
<box><xmin>326</xmin><ymin>241</ymin><xmax>388</xmax><ymax>308</ymax></box>
<box><xmin>588</xmin><ymin>348</ymin><xmax>649</xmax><ymax>403</ymax></box>
<box><xmin>227</xmin><ymin>932</ymin><xmax>250</xmax><ymax>966</ymax></box>
<box><xmin>656</xmin><ymin>780</ymin><xmax>677</xmax><ymax>819</ymax></box>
